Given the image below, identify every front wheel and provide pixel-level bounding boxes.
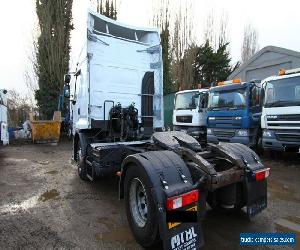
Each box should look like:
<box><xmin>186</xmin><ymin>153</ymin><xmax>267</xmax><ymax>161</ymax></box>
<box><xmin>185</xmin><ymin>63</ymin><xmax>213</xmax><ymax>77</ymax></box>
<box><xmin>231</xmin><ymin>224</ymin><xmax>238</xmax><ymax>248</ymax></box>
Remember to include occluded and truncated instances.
<box><xmin>124</xmin><ymin>164</ymin><xmax>160</xmax><ymax>248</ymax></box>
<box><xmin>255</xmin><ymin>134</ymin><xmax>264</xmax><ymax>156</ymax></box>
<box><xmin>75</xmin><ymin>139</ymin><xmax>88</xmax><ymax>181</ymax></box>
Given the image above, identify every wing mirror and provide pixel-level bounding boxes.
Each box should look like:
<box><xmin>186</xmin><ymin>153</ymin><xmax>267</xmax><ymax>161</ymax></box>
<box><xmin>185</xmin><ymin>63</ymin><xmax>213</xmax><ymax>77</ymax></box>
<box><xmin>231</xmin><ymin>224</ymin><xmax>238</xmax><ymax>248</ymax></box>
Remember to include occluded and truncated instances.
<box><xmin>64</xmin><ymin>74</ymin><xmax>71</xmax><ymax>84</ymax></box>
<box><xmin>260</xmin><ymin>88</ymin><xmax>265</xmax><ymax>106</ymax></box>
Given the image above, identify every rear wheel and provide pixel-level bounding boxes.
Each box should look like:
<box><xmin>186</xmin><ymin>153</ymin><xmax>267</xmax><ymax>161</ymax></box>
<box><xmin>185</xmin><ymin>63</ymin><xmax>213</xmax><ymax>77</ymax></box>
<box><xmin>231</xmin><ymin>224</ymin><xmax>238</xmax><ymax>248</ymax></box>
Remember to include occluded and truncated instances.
<box><xmin>124</xmin><ymin>164</ymin><xmax>160</xmax><ymax>248</ymax></box>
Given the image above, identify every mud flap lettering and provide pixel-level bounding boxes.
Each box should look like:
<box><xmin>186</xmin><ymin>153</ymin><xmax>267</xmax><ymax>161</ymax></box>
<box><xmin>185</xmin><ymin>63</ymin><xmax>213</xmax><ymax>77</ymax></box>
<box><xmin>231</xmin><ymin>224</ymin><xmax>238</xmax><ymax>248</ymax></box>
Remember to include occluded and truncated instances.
<box><xmin>170</xmin><ymin>226</ymin><xmax>198</xmax><ymax>250</ymax></box>
<box><xmin>160</xmin><ymin>203</ymin><xmax>204</xmax><ymax>250</ymax></box>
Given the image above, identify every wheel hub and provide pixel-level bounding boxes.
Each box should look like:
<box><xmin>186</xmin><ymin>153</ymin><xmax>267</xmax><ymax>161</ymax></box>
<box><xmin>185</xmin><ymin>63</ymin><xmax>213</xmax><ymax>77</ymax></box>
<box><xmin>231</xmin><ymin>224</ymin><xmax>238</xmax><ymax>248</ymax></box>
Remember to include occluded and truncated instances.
<box><xmin>129</xmin><ymin>178</ymin><xmax>148</xmax><ymax>228</ymax></box>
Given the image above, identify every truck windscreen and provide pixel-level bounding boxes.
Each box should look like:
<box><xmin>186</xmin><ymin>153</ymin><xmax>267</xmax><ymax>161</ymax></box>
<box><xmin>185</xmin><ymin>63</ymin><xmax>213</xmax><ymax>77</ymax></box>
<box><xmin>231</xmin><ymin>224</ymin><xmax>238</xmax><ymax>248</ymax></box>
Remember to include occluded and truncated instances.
<box><xmin>175</xmin><ymin>91</ymin><xmax>200</xmax><ymax>110</ymax></box>
<box><xmin>208</xmin><ymin>88</ymin><xmax>247</xmax><ymax>110</ymax></box>
<box><xmin>264</xmin><ymin>76</ymin><xmax>300</xmax><ymax>107</ymax></box>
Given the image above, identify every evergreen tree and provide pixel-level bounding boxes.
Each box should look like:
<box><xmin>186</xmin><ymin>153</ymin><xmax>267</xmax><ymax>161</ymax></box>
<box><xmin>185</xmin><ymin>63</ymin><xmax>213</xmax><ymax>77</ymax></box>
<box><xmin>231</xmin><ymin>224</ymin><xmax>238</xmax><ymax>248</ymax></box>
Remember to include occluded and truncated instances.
<box><xmin>151</xmin><ymin>1</ymin><xmax>173</xmax><ymax>95</ymax></box>
<box><xmin>35</xmin><ymin>0</ymin><xmax>73</xmax><ymax>119</ymax></box>
<box><xmin>161</xmin><ymin>19</ymin><xmax>172</xmax><ymax>95</ymax></box>
<box><xmin>193</xmin><ymin>41</ymin><xmax>234</xmax><ymax>87</ymax></box>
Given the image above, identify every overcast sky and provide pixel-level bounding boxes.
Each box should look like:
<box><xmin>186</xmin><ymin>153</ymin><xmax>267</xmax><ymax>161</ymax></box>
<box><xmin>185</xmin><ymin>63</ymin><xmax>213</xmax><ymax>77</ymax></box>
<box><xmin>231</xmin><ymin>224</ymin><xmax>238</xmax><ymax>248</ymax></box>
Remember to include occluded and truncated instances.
<box><xmin>0</xmin><ymin>0</ymin><xmax>300</xmax><ymax>94</ymax></box>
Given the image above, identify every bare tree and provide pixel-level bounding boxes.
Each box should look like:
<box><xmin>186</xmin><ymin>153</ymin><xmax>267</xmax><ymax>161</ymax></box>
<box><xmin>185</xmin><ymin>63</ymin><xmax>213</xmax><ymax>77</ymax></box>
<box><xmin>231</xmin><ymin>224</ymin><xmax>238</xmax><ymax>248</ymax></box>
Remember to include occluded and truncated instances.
<box><xmin>218</xmin><ymin>12</ymin><xmax>229</xmax><ymax>48</ymax></box>
<box><xmin>7</xmin><ymin>90</ymin><xmax>36</xmax><ymax>127</ymax></box>
<box><xmin>204</xmin><ymin>11</ymin><xmax>229</xmax><ymax>50</ymax></box>
<box><xmin>241</xmin><ymin>24</ymin><xmax>259</xmax><ymax>63</ymax></box>
<box><xmin>171</xmin><ymin>1</ymin><xmax>195</xmax><ymax>90</ymax></box>
<box><xmin>24</xmin><ymin>24</ymin><xmax>39</xmax><ymax>107</ymax></box>
<box><xmin>204</xmin><ymin>11</ymin><xmax>216</xmax><ymax>49</ymax></box>
<box><xmin>94</xmin><ymin>0</ymin><xmax>118</xmax><ymax>20</ymax></box>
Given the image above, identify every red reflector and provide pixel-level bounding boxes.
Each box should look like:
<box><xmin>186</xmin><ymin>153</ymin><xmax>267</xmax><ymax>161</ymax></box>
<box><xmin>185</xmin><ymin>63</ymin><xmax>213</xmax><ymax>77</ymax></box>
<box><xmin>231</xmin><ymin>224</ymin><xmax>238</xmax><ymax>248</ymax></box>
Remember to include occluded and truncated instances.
<box><xmin>255</xmin><ymin>168</ymin><xmax>270</xmax><ymax>181</ymax></box>
<box><xmin>166</xmin><ymin>190</ymin><xmax>199</xmax><ymax>210</ymax></box>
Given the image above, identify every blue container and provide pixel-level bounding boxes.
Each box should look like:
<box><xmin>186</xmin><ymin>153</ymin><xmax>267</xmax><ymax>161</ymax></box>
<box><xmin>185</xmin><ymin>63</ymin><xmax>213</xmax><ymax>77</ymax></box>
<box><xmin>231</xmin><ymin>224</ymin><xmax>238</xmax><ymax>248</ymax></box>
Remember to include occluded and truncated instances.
<box><xmin>8</xmin><ymin>128</ymin><xmax>15</xmax><ymax>140</ymax></box>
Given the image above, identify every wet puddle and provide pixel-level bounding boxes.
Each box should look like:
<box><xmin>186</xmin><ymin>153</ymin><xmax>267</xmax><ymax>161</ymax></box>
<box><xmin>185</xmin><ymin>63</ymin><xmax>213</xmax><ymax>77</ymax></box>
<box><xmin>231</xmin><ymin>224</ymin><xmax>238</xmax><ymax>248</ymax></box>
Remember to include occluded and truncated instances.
<box><xmin>275</xmin><ymin>217</ymin><xmax>300</xmax><ymax>240</ymax></box>
<box><xmin>1</xmin><ymin>158</ymin><xmax>28</xmax><ymax>166</ymax></box>
<box><xmin>39</xmin><ymin>189</ymin><xmax>60</xmax><ymax>202</ymax></box>
<box><xmin>95</xmin><ymin>227</ymin><xmax>134</xmax><ymax>242</ymax></box>
<box><xmin>33</xmin><ymin>160</ymin><xmax>51</xmax><ymax>165</ymax></box>
<box><xmin>0</xmin><ymin>195</ymin><xmax>39</xmax><ymax>214</ymax></box>
<box><xmin>45</xmin><ymin>170</ymin><xmax>58</xmax><ymax>175</ymax></box>
<box><xmin>96</xmin><ymin>216</ymin><xmax>134</xmax><ymax>242</ymax></box>
<box><xmin>285</xmin><ymin>215</ymin><xmax>300</xmax><ymax>225</ymax></box>
<box><xmin>268</xmin><ymin>179</ymin><xmax>300</xmax><ymax>202</ymax></box>
<box><xmin>97</xmin><ymin>217</ymin><xmax>114</xmax><ymax>229</ymax></box>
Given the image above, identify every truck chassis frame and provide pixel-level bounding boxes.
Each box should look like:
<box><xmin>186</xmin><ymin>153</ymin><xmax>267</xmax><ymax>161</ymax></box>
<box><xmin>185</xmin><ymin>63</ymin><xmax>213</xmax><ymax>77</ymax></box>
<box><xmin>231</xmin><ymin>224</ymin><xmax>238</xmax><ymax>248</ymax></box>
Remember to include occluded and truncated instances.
<box><xmin>74</xmin><ymin>131</ymin><xmax>268</xmax><ymax>249</ymax></box>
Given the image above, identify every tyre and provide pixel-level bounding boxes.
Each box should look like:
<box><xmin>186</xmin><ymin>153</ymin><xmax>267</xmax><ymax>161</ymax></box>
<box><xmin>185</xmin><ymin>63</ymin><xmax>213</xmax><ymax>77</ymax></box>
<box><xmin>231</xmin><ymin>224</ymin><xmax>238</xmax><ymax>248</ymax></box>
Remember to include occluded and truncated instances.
<box><xmin>255</xmin><ymin>134</ymin><xmax>264</xmax><ymax>156</ymax></box>
<box><xmin>124</xmin><ymin>164</ymin><xmax>160</xmax><ymax>248</ymax></box>
<box><xmin>75</xmin><ymin>139</ymin><xmax>88</xmax><ymax>181</ymax></box>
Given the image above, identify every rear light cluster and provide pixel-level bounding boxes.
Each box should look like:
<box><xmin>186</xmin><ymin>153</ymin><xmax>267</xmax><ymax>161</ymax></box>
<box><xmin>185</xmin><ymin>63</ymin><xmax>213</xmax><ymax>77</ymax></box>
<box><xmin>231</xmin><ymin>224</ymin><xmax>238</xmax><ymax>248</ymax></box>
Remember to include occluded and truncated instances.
<box><xmin>166</xmin><ymin>190</ymin><xmax>199</xmax><ymax>210</ymax></box>
<box><xmin>255</xmin><ymin>168</ymin><xmax>270</xmax><ymax>181</ymax></box>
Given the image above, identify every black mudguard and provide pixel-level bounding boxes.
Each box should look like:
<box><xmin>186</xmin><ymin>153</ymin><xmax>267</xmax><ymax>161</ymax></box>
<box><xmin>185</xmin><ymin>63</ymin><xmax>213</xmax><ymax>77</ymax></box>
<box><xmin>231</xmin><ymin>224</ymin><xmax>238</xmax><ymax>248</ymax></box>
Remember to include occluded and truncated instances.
<box><xmin>120</xmin><ymin>150</ymin><xmax>205</xmax><ymax>250</ymax></box>
<box><xmin>214</xmin><ymin>142</ymin><xmax>268</xmax><ymax>216</ymax></box>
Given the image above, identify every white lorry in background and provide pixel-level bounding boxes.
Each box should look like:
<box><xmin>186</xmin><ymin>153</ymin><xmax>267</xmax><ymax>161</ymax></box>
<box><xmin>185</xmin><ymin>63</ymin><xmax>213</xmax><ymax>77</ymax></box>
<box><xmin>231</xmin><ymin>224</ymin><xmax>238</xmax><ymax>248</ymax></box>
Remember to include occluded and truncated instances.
<box><xmin>173</xmin><ymin>89</ymin><xmax>208</xmax><ymax>142</ymax></box>
<box><xmin>0</xmin><ymin>89</ymin><xmax>9</xmax><ymax>145</ymax></box>
<box><xmin>261</xmin><ymin>68</ymin><xmax>300</xmax><ymax>152</ymax></box>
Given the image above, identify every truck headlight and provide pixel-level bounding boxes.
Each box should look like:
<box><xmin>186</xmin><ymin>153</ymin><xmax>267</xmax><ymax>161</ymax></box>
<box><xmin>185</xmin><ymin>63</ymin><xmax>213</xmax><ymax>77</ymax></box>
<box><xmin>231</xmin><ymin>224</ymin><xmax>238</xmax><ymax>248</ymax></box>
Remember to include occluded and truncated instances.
<box><xmin>208</xmin><ymin>117</ymin><xmax>215</xmax><ymax>120</ymax></box>
<box><xmin>236</xmin><ymin>129</ymin><xmax>248</xmax><ymax>136</ymax></box>
<box><xmin>207</xmin><ymin>128</ymin><xmax>212</xmax><ymax>135</ymax></box>
<box><xmin>263</xmin><ymin>130</ymin><xmax>272</xmax><ymax>137</ymax></box>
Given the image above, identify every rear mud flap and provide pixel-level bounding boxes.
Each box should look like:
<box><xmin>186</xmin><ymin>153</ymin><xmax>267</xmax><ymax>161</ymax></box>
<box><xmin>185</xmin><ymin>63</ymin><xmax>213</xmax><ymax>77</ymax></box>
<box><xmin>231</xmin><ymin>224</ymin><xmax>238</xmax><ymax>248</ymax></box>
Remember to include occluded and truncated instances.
<box><xmin>156</xmin><ymin>191</ymin><xmax>206</xmax><ymax>250</ymax></box>
<box><xmin>245</xmin><ymin>177</ymin><xmax>267</xmax><ymax>218</ymax></box>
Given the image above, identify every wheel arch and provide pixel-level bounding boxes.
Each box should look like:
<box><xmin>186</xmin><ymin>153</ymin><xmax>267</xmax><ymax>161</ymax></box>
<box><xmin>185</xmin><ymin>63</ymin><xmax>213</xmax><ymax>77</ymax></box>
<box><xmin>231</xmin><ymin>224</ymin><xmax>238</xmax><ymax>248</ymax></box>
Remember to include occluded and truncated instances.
<box><xmin>119</xmin><ymin>150</ymin><xmax>193</xmax><ymax>200</ymax></box>
<box><xmin>73</xmin><ymin>130</ymin><xmax>89</xmax><ymax>161</ymax></box>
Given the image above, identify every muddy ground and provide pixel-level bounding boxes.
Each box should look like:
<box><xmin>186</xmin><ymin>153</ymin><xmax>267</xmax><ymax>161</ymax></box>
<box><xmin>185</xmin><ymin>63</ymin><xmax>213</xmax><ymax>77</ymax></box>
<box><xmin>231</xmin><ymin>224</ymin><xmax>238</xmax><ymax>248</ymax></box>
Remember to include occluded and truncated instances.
<box><xmin>0</xmin><ymin>141</ymin><xmax>299</xmax><ymax>250</ymax></box>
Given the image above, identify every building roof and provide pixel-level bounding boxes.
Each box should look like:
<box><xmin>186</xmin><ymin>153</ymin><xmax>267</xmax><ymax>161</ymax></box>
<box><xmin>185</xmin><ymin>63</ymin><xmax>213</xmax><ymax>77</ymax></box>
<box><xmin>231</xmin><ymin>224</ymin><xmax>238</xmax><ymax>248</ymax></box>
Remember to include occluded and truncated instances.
<box><xmin>229</xmin><ymin>46</ymin><xmax>300</xmax><ymax>79</ymax></box>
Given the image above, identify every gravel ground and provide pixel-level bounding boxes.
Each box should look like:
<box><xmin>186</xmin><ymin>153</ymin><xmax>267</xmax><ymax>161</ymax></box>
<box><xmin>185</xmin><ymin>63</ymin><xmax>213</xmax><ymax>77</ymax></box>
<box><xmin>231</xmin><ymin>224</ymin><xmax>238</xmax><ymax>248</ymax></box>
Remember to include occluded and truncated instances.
<box><xmin>0</xmin><ymin>141</ymin><xmax>299</xmax><ymax>250</ymax></box>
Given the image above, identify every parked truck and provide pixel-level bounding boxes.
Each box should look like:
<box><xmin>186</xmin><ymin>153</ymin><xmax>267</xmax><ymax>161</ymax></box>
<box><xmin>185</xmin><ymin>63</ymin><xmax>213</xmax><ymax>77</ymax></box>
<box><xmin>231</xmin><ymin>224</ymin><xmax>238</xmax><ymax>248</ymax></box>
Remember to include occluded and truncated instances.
<box><xmin>0</xmin><ymin>89</ymin><xmax>9</xmax><ymax>145</ymax></box>
<box><xmin>65</xmin><ymin>8</ymin><xmax>269</xmax><ymax>250</ymax></box>
<box><xmin>173</xmin><ymin>89</ymin><xmax>208</xmax><ymax>143</ymax></box>
<box><xmin>207</xmin><ymin>79</ymin><xmax>262</xmax><ymax>149</ymax></box>
<box><xmin>261</xmin><ymin>68</ymin><xmax>300</xmax><ymax>152</ymax></box>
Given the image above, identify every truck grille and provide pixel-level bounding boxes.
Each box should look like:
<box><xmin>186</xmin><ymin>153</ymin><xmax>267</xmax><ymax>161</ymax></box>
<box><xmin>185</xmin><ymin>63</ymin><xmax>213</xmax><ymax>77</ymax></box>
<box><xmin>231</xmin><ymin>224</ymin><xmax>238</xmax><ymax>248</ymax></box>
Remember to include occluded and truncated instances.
<box><xmin>267</xmin><ymin>114</ymin><xmax>300</xmax><ymax>128</ymax></box>
<box><xmin>268</xmin><ymin>114</ymin><xmax>300</xmax><ymax>121</ymax></box>
<box><xmin>176</xmin><ymin>116</ymin><xmax>192</xmax><ymax>123</ymax></box>
<box><xmin>210</xmin><ymin>117</ymin><xmax>242</xmax><ymax>128</ymax></box>
<box><xmin>215</xmin><ymin>117</ymin><xmax>236</xmax><ymax>120</ymax></box>
<box><xmin>213</xmin><ymin>129</ymin><xmax>235</xmax><ymax>138</ymax></box>
<box><xmin>275</xmin><ymin>132</ymin><xmax>300</xmax><ymax>142</ymax></box>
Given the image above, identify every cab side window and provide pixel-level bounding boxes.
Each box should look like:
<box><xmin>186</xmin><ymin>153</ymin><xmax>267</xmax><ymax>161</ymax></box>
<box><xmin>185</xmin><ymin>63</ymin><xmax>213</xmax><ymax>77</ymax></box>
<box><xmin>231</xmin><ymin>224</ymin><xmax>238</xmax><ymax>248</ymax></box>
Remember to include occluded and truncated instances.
<box><xmin>251</xmin><ymin>86</ymin><xmax>260</xmax><ymax>106</ymax></box>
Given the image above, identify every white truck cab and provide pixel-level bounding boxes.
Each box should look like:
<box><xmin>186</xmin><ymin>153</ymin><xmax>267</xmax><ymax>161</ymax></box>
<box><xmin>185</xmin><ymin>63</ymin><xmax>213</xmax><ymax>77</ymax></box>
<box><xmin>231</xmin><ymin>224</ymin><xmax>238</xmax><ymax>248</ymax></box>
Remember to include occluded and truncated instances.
<box><xmin>0</xmin><ymin>89</ymin><xmax>9</xmax><ymax>145</ymax></box>
<box><xmin>173</xmin><ymin>89</ymin><xmax>208</xmax><ymax>142</ymax></box>
<box><xmin>67</xmin><ymin>8</ymin><xmax>163</xmax><ymax>140</ymax></box>
<box><xmin>261</xmin><ymin>68</ymin><xmax>300</xmax><ymax>152</ymax></box>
